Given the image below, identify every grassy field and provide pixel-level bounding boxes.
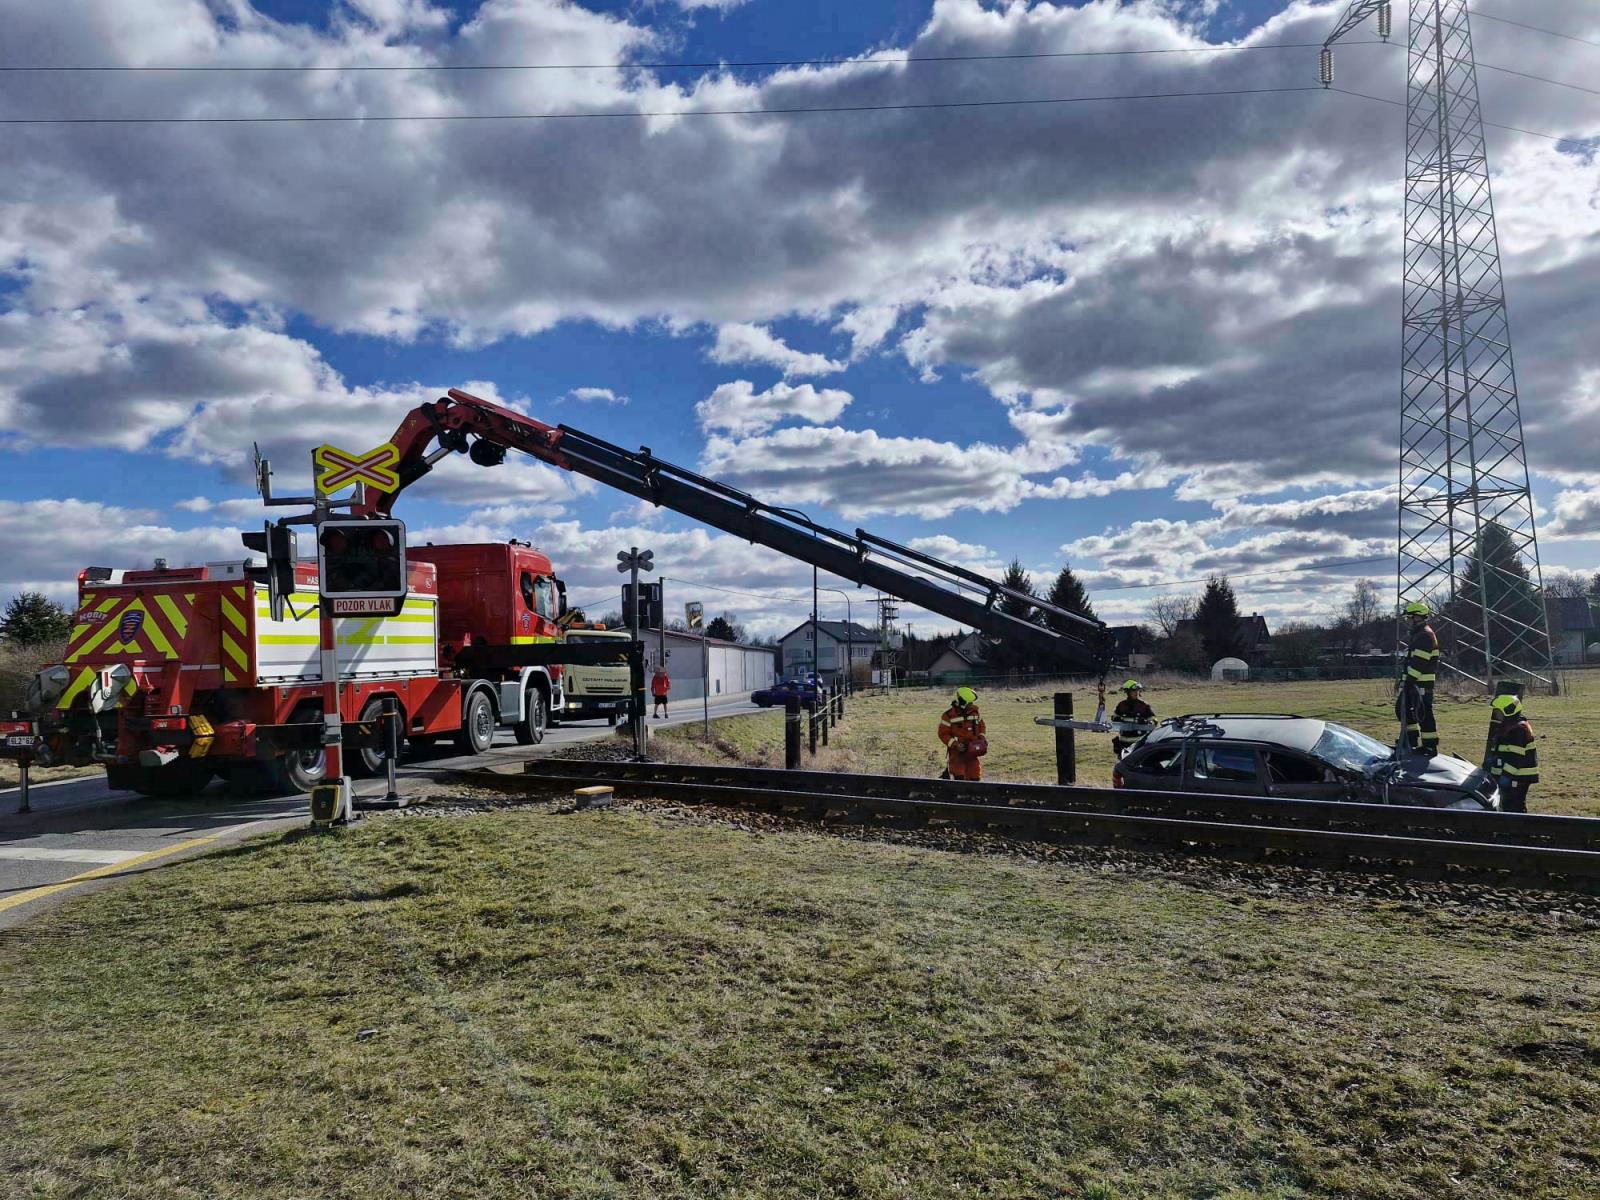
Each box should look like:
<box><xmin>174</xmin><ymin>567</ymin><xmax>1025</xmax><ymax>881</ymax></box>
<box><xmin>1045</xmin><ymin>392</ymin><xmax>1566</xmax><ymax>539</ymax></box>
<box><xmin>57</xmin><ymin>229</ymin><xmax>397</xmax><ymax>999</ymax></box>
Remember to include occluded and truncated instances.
<box><xmin>664</xmin><ymin>673</ymin><xmax>1600</xmax><ymax>817</ymax></box>
<box><xmin>2</xmin><ymin>805</ymin><xmax>1597</xmax><ymax>1199</ymax></box>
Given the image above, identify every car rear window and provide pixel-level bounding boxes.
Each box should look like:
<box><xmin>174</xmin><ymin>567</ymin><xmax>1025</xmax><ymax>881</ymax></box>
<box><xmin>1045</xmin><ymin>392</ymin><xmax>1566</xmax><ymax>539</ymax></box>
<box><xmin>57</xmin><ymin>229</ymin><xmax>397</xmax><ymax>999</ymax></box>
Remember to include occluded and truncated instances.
<box><xmin>1189</xmin><ymin>746</ymin><xmax>1259</xmax><ymax>783</ymax></box>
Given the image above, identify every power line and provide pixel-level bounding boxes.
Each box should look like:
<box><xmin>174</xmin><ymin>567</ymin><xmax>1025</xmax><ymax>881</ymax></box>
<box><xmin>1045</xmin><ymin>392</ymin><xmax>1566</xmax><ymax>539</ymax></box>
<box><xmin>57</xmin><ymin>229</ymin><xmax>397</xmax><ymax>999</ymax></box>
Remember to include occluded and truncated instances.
<box><xmin>1094</xmin><ymin>555</ymin><xmax>1390</xmax><ymax>593</ymax></box>
<box><xmin>0</xmin><ymin>83</ymin><xmax>1329</xmax><ymax>125</ymax></box>
<box><xmin>1470</xmin><ymin>8</ymin><xmax>1600</xmax><ymax>50</ymax></box>
<box><xmin>1331</xmin><ymin>85</ymin><xmax>1596</xmax><ymax>146</ymax></box>
<box><xmin>1477</xmin><ymin>58</ymin><xmax>1600</xmax><ymax>100</ymax></box>
<box><xmin>0</xmin><ymin>39</ymin><xmax>1394</xmax><ymax>73</ymax></box>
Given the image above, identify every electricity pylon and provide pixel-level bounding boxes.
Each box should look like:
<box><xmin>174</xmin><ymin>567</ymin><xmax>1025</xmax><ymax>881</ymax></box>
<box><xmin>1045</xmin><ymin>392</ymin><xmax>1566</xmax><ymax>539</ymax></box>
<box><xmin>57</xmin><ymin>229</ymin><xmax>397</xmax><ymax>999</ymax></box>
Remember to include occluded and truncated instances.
<box><xmin>1323</xmin><ymin>1</ymin><xmax>1554</xmax><ymax>689</ymax></box>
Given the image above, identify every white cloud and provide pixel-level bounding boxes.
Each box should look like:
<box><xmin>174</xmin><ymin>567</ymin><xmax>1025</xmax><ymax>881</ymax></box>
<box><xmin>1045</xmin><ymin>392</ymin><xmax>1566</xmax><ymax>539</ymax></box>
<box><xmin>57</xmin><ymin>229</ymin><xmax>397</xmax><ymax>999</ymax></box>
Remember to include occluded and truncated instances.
<box><xmin>567</xmin><ymin>387</ymin><xmax>628</xmax><ymax>404</ymax></box>
<box><xmin>695</xmin><ymin>380</ymin><xmax>852</xmax><ymax>436</ymax></box>
<box><xmin>707</xmin><ymin>324</ymin><xmax>846</xmax><ymax>378</ymax></box>
<box><xmin>1547</xmin><ymin>486</ymin><xmax>1600</xmax><ymax>538</ymax></box>
<box><xmin>0</xmin><ymin>0</ymin><xmax>1596</xmax><ymax>623</ymax></box>
<box><xmin>0</xmin><ymin>499</ymin><xmax>244</xmax><ymax>603</ymax></box>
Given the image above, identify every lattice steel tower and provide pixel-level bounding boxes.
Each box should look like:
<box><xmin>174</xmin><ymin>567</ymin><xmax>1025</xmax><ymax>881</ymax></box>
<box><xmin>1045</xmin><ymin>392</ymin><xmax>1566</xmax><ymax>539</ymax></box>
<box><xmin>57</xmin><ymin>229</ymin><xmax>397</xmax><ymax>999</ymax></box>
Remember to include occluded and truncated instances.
<box><xmin>1323</xmin><ymin>0</ymin><xmax>1553</xmax><ymax>688</ymax></box>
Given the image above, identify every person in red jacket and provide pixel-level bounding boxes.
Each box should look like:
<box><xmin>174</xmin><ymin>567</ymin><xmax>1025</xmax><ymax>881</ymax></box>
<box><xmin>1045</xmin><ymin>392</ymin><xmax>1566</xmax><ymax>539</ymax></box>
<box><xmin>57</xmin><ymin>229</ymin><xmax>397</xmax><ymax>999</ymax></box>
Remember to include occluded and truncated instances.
<box><xmin>937</xmin><ymin>686</ymin><xmax>987</xmax><ymax>781</ymax></box>
<box><xmin>650</xmin><ymin>664</ymin><xmax>670</xmax><ymax>718</ymax></box>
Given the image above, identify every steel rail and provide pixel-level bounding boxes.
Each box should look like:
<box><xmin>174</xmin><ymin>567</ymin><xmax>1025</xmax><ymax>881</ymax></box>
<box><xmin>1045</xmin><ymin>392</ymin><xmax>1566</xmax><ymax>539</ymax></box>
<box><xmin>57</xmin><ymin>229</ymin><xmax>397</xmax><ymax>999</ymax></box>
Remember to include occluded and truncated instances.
<box><xmin>503</xmin><ymin>759</ymin><xmax>1600</xmax><ymax>852</ymax></box>
<box><xmin>434</xmin><ymin>758</ymin><xmax>1600</xmax><ymax>890</ymax></box>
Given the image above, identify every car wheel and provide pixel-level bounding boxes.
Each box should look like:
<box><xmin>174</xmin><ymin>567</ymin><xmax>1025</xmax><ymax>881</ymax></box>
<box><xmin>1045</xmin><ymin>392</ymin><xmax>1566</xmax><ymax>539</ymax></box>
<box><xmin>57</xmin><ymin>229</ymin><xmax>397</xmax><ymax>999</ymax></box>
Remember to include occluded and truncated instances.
<box><xmin>513</xmin><ymin>685</ymin><xmax>546</xmax><ymax>745</ymax></box>
<box><xmin>454</xmin><ymin>690</ymin><xmax>496</xmax><ymax>756</ymax></box>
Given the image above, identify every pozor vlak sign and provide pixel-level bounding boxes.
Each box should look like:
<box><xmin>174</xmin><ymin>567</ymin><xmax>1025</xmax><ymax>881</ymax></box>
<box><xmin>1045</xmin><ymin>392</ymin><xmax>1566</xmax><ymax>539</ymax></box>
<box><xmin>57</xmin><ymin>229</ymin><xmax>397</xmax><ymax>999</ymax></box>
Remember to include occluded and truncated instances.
<box><xmin>317</xmin><ymin>519</ymin><xmax>408</xmax><ymax>617</ymax></box>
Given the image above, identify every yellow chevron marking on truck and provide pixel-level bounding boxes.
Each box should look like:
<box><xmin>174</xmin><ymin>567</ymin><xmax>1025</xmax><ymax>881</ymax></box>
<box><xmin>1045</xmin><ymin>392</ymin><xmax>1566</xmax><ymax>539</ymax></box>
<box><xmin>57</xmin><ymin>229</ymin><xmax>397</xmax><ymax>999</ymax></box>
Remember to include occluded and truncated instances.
<box><xmin>153</xmin><ymin>593</ymin><xmax>189</xmax><ymax>638</ymax></box>
<box><xmin>55</xmin><ymin>666</ymin><xmax>97</xmax><ymax>710</ymax></box>
<box><xmin>66</xmin><ymin>601</ymin><xmax>134</xmax><ymax>662</ymax></box>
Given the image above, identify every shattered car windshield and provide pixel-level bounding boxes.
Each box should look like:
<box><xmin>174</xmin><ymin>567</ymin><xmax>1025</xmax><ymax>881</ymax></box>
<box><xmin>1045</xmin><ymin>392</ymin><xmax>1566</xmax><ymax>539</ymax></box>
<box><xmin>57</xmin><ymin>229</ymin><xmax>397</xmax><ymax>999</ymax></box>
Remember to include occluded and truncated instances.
<box><xmin>1311</xmin><ymin>723</ymin><xmax>1391</xmax><ymax>773</ymax></box>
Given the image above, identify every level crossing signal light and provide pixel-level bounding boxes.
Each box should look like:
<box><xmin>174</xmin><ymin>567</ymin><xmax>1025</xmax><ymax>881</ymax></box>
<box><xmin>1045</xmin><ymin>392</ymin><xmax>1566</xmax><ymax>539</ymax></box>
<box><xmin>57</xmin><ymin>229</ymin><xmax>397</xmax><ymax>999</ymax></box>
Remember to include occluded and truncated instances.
<box><xmin>241</xmin><ymin>521</ymin><xmax>299</xmax><ymax>622</ymax></box>
<box><xmin>317</xmin><ymin>518</ymin><xmax>408</xmax><ymax>616</ymax></box>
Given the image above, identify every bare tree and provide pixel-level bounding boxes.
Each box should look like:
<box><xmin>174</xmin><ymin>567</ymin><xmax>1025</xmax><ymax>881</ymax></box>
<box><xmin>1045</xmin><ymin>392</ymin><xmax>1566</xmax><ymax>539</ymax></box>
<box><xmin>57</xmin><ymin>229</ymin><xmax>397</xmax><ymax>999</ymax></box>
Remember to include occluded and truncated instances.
<box><xmin>1544</xmin><ymin>570</ymin><xmax>1590</xmax><ymax>599</ymax></box>
<box><xmin>1345</xmin><ymin>579</ymin><xmax>1383</xmax><ymax>630</ymax></box>
<box><xmin>1147</xmin><ymin>594</ymin><xmax>1196</xmax><ymax>639</ymax></box>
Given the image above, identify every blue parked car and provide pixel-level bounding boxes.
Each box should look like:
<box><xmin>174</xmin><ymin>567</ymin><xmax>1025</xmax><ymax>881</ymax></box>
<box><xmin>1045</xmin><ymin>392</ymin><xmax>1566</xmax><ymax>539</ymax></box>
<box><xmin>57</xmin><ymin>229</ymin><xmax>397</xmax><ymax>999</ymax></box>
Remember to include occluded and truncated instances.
<box><xmin>752</xmin><ymin>678</ymin><xmax>822</xmax><ymax>710</ymax></box>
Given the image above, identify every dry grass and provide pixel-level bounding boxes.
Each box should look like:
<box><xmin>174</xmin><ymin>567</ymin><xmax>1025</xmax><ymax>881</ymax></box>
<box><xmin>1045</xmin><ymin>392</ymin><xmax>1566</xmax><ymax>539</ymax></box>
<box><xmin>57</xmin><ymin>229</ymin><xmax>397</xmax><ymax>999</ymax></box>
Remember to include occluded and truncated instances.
<box><xmin>1</xmin><ymin>807</ymin><xmax>1596</xmax><ymax>1199</ymax></box>
<box><xmin>661</xmin><ymin>674</ymin><xmax>1600</xmax><ymax>817</ymax></box>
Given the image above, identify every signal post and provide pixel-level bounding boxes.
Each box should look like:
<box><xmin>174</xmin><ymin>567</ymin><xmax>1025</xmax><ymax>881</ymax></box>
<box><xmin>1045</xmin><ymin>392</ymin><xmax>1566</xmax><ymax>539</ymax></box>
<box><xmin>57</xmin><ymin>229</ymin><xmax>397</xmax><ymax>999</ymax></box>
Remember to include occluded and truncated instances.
<box><xmin>251</xmin><ymin>441</ymin><xmax>407</xmax><ymax>826</ymax></box>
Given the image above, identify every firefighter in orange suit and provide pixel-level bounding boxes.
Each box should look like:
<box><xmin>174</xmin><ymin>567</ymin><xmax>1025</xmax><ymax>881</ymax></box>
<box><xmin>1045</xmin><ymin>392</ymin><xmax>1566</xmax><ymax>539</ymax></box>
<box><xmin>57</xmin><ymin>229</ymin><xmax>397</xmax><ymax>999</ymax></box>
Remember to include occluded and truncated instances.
<box><xmin>938</xmin><ymin>686</ymin><xmax>988</xmax><ymax>781</ymax></box>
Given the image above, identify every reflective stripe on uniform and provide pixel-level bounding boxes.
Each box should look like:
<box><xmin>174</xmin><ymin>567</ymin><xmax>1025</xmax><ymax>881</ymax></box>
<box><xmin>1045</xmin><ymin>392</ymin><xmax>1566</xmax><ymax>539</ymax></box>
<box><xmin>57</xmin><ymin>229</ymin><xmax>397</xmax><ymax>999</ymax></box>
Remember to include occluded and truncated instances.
<box><xmin>1499</xmin><ymin>764</ymin><xmax>1539</xmax><ymax>778</ymax></box>
<box><xmin>1496</xmin><ymin>742</ymin><xmax>1534</xmax><ymax>756</ymax></box>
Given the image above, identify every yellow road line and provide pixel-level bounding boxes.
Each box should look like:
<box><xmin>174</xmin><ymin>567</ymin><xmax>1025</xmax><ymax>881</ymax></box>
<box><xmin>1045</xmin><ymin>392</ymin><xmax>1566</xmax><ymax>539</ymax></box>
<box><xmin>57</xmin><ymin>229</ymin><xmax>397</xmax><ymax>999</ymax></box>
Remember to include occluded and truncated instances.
<box><xmin>0</xmin><ymin>835</ymin><xmax>218</xmax><ymax>915</ymax></box>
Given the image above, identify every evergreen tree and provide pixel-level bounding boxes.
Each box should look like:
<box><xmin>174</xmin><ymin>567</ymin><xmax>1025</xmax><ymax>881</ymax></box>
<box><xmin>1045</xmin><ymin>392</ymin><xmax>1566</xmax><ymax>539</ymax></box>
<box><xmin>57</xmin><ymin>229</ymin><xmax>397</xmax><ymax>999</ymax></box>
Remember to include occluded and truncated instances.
<box><xmin>0</xmin><ymin>592</ymin><xmax>72</xmax><ymax>645</ymax></box>
<box><xmin>993</xmin><ymin>559</ymin><xmax>1039</xmax><ymax>672</ymax></box>
<box><xmin>1044</xmin><ymin>564</ymin><xmax>1097</xmax><ymax>626</ymax></box>
<box><xmin>1194</xmin><ymin>575</ymin><xmax>1244</xmax><ymax>664</ymax></box>
<box><xmin>997</xmin><ymin>559</ymin><xmax>1037</xmax><ymax>623</ymax></box>
<box><xmin>1452</xmin><ymin>521</ymin><xmax>1544</xmax><ymax>669</ymax></box>
<box><xmin>706</xmin><ymin>615</ymin><xmax>737</xmax><ymax>642</ymax></box>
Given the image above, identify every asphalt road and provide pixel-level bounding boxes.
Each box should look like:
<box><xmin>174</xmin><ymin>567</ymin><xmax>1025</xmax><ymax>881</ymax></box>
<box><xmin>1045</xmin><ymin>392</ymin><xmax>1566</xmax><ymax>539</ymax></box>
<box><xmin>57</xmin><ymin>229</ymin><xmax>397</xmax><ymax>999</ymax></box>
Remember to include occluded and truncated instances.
<box><xmin>0</xmin><ymin>696</ymin><xmax>765</xmax><ymax>927</ymax></box>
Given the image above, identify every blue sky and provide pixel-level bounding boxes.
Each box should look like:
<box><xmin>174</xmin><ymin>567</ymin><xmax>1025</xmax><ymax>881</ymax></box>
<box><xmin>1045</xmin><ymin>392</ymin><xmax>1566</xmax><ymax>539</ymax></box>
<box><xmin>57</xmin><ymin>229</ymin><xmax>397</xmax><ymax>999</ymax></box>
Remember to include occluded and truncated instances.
<box><xmin>2</xmin><ymin>0</ymin><xmax>1598</xmax><ymax>639</ymax></box>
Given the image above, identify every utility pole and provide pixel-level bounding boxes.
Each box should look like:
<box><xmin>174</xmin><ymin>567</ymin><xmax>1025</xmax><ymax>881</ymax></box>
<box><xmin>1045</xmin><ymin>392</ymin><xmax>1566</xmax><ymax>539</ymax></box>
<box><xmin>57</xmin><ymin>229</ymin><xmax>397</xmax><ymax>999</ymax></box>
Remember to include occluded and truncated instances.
<box><xmin>617</xmin><ymin>546</ymin><xmax>655</xmax><ymax>758</ymax></box>
<box><xmin>1323</xmin><ymin>0</ymin><xmax>1554</xmax><ymax>691</ymax></box>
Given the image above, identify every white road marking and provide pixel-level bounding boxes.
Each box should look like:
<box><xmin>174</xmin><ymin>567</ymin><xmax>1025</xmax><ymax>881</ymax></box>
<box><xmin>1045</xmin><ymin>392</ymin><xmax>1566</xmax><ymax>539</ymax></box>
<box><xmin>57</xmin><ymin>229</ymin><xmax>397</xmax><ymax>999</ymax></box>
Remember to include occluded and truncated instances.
<box><xmin>0</xmin><ymin>846</ymin><xmax>144</xmax><ymax>865</ymax></box>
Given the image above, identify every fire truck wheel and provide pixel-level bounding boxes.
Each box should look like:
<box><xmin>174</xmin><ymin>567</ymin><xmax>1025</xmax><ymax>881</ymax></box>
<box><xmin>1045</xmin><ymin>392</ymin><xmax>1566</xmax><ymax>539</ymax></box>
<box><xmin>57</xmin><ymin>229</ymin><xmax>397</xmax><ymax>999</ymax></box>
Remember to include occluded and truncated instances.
<box><xmin>353</xmin><ymin>698</ymin><xmax>401</xmax><ymax>777</ymax></box>
<box><xmin>513</xmin><ymin>685</ymin><xmax>547</xmax><ymax>746</ymax></box>
<box><xmin>455</xmin><ymin>690</ymin><xmax>496</xmax><ymax>756</ymax></box>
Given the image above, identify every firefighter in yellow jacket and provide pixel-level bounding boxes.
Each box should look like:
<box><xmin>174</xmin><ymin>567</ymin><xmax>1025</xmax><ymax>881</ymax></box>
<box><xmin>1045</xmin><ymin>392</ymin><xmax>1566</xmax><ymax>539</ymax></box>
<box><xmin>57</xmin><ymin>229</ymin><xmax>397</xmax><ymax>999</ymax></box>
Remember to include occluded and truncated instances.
<box><xmin>1398</xmin><ymin>600</ymin><xmax>1441</xmax><ymax>754</ymax></box>
<box><xmin>1487</xmin><ymin>693</ymin><xmax>1538</xmax><ymax>814</ymax></box>
<box><xmin>938</xmin><ymin>686</ymin><xmax>987</xmax><ymax>781</ymax></box>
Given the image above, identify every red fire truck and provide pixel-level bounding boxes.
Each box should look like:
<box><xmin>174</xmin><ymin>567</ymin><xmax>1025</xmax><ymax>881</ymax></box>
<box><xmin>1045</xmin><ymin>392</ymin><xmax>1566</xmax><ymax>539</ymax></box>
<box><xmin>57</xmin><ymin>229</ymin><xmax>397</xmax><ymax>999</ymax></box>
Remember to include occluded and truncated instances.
<box><xmin>29</xmin><ymin>541</ymin><xmax>570</xmax><ymax>795</ymax></box>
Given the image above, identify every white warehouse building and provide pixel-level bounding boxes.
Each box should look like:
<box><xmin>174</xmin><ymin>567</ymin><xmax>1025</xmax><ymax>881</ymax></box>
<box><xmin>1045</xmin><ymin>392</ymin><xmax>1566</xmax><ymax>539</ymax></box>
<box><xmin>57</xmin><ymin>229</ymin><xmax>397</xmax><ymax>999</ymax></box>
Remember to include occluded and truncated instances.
<box><xmin>642</xmin><ymin>628</ymin><xmax>777</xmax><ymax>703</ymax></box>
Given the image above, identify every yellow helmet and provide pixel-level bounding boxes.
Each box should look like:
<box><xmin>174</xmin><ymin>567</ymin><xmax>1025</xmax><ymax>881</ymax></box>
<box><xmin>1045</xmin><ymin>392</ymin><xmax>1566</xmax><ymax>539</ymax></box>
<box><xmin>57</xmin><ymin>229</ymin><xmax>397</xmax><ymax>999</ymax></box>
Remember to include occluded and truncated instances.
<box><xmin>1121</xmin><ymin>679</ymin><xmax>1143</xmax><ymax>692</ymax></box>
<box><xmin>955</xmin><ymin>686</ymin><xmax>977</xmax><ymax>707</ymax></box>
<box><xmin>1491</xmin><ymin>693</ymin><xmax>1523</xmax><ymax>718</ymax></box>
<box><xmin>1403</xmin><ymin>601</ymin><xmax>1430</xmax><ymax>618</ymax></box>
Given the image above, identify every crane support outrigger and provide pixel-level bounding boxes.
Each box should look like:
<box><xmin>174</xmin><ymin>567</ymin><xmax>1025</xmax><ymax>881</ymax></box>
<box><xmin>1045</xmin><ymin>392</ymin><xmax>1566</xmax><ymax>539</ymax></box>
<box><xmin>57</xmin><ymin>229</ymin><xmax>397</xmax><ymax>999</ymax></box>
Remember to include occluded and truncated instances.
<box><xmin>359</xmin><ymin>389</ymin><xmax>1111</xmax><ymax>674</ymax></box>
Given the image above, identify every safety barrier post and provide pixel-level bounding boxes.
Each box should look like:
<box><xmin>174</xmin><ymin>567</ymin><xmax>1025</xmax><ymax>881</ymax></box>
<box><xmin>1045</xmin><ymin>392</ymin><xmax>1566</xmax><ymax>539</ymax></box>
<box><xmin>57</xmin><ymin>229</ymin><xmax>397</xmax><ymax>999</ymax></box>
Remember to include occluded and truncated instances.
<box><xmin>821</xmin><ymin>704</ymin><xmax>830</xmax><ymax>747</ymax></box>
<box><xmin>16</xmin><ymin>756</ymin><xmax>30</xmax><ymax>815</ymax></box>
<box><xmin>1054</xmin><ymin>692</ymin><xmax>1075</xmax><ymax>785</ymax></box>
<box><xmin>808</xmin><ymin>706</ymin><xmax>819</xmax><ymax>756</ymax></box>
<box><xmin>382</xmin><ymin>695</ymin><xmax>402</xmax><ymax>807</ymax></box>
<box><xmin>785</xmin><ymin>696</ymin><xmax>802</xmax><ymax>770</ymax></box>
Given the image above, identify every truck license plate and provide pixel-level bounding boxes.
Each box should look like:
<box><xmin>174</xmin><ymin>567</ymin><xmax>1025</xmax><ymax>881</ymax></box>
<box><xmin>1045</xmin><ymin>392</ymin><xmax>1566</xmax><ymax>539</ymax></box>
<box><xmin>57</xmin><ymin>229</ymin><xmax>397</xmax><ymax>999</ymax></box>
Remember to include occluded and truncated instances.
<box><xmin>5</xmin><ymin>735</ymin><xmax>35</xmax><ymax>748</ymax></box>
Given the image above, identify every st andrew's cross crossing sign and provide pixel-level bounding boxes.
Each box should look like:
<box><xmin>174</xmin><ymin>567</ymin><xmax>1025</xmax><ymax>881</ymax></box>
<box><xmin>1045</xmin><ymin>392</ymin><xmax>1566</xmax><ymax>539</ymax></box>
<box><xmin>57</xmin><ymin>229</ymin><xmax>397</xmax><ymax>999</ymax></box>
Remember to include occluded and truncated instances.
<box><xmin>313</xmin><ymin>442</ymin><xmax>402</xmax><ymax>497</ymax></box>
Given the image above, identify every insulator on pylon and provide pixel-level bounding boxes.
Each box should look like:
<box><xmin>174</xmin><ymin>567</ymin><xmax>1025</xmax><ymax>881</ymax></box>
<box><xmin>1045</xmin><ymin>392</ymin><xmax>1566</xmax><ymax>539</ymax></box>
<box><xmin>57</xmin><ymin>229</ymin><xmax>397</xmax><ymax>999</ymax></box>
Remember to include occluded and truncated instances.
<box><xmin>1319</xmin><ymin>47</ymin><xmax>1333</xmax><ymax>88</ymax></box>
<box><xmin>1377</xmin><ymin>2</ymin><xmax>1392</xmax><ymax>40</ymax></box>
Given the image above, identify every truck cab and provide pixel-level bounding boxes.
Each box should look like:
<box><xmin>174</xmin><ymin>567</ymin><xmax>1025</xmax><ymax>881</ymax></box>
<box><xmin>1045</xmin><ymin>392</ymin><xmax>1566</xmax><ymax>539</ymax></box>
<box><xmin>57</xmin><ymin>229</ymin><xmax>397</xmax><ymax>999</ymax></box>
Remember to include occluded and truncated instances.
<box><xmin>558</xmin><ymin>628</ymin><xmax>633</xmax><ymax>724</ymax></box>
<box><xmin>408</xmin><ymin>540</ymin><xmax>567</xmax><ymax>746</ymax></box>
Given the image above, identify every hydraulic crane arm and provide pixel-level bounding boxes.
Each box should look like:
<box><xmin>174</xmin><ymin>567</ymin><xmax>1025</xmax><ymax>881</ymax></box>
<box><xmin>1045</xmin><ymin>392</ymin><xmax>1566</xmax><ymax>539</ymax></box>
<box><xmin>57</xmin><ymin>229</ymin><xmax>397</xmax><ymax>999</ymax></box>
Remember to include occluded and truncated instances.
<box><xmin>359</xmin><ymin>388</ymin><xmax>1112</xmax><ymax>672</ymax></box>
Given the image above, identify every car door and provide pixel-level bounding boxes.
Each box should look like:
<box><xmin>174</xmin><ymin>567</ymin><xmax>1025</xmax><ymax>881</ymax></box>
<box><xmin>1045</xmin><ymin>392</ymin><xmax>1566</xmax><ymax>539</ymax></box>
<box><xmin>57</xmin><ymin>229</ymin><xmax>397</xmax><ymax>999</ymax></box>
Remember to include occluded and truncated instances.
<box><xmin>1183</xmin><ymin>743</ymin><xmax>1266</xmax><ymax>796</ymax></box>
<box><xmin>1260</xmin><ymin>749</ymin><xmax>1352</xmax><ymax>802</ymax></box>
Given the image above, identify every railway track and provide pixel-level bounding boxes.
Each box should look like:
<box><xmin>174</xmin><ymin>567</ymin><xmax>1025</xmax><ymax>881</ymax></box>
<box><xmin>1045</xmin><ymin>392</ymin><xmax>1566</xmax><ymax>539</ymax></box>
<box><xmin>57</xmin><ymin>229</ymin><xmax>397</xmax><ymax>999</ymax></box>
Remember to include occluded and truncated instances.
<box><xmin>451</xmin><ymin>758</ymin><xmax>1600</xmax><ymax>892</ymax></box>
